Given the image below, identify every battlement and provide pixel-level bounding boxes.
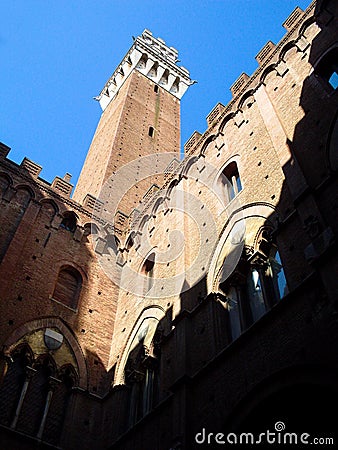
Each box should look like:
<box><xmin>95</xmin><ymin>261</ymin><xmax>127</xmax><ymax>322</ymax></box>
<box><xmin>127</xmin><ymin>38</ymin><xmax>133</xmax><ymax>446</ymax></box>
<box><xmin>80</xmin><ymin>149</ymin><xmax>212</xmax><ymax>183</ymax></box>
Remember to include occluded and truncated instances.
<box><xmin>0</xmin><ymin>142</ymin><xmax>74</xmax><ymax>198</ymax></box>
<box><xmin>184</xmin><ymin>1</ymin><xmax>316</xmax><ymax>155</ymax></box>
<box><xmin>97</xmin><ymin>29</ymin><xmax>193</xmax><ymax>110</ymax></box>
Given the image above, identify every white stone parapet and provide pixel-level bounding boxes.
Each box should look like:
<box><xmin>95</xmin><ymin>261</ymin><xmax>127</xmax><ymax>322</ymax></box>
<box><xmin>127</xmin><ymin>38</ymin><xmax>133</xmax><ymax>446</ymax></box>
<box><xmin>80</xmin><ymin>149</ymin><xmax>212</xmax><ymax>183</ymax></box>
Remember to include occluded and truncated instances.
<box><xmin>96</xmin><ymin>29</ymin><xmax>193</xmax><ymax>110</ymax></box>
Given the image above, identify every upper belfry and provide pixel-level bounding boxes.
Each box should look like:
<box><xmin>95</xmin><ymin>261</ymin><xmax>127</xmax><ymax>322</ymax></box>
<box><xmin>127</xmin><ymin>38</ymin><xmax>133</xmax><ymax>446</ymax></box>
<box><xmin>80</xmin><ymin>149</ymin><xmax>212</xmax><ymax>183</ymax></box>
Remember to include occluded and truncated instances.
<box><xmin>97</xmin><ymin>29</ymin><xmax>192</xmax><ymax>111</ymax></box>
<box><xmin>73</xmin><ymin>30</ymin><xmax>192</xmax><ymax>210</ymax></box>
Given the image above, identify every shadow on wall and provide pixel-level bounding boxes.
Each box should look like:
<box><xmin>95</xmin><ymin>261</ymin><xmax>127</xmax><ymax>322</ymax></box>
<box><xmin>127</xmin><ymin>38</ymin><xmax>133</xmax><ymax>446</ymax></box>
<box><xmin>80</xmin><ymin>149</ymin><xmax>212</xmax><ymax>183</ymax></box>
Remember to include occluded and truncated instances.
<box><xmin>0</xmin><ymin>157</ymin><xmax>117</xmax><ymax>449</ymax></box>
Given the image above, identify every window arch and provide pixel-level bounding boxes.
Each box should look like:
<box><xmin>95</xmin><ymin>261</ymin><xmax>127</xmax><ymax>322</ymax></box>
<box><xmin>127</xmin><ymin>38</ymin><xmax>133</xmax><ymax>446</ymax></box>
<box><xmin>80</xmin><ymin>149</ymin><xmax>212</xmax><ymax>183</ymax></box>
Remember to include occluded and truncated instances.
<box><xmin>141</xmin><ymin>253</ymin><xmax>155</xmax><ymax>295</ymax></box>
<box><xmin>218</xmin><ymin>161</ymin><xmax>242</xmax><ymax>203</ymax></box>
<box><xmin>52</xmin><ymin>265</ymin><xmax>82</xmax><ymax>310</ymax></box>
<box><xmin>42</xmin><ymin>364</ymin><xmax>77</xmax><ymax>444</ymax></box>
<box><xmin>125</xmin><ymin>317</ymin><xmax>162</xmax><ymax>425</ymax></box>
<box><xmin>314</xmin><ymin>45</ymin><xmax>338</xmax><ymax>91</ymax></box>
<box><xmin>0</xmin><ymin>345</ymin><xmax>78</xmax><ymax>446</ymax></box>
<box><xmin>0</xmin><ymin>173</ymin><xmax>12</xmax><ymax>196</ymax></box>
<box><xmin>59</xmin><ymin>211</ymin><xmax>77</xmax><ymax>233</ymax></box>
<box><xmin>159</xmin><ymin>68</ymin><xmax>169</xmax><ymax>85</ymax></box>
<box><xmin>137</xmin><ymin>53</ymin><xmax>148</xmax><ymax>69</ymax></box>
<box><xmin>0</xmin><ymin>344</ymin><xmax>33</xmax><ymax>428</ymax></box>
<box><xmin>218</xmin><ymin>233</ymin><xmax>288</xmax><ymax>341</ymax></box>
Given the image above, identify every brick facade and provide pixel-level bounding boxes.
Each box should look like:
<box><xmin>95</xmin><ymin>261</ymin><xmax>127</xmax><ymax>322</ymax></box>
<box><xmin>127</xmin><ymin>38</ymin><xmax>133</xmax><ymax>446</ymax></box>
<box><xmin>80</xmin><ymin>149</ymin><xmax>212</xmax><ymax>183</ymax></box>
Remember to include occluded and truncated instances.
<box><xmin>1</xmin><ymin>1</ymin><xmax>338</xmax><ymax>448</ymax></box>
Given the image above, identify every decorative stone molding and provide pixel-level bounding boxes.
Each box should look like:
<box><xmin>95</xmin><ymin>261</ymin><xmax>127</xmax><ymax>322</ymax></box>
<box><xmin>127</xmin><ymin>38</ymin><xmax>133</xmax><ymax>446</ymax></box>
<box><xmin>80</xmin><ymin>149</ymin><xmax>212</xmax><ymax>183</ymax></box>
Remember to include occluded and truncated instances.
<box><xmin>97</xmin><ymin>29</ymin><xmax>193</xmax><ymax>111</ymax></box>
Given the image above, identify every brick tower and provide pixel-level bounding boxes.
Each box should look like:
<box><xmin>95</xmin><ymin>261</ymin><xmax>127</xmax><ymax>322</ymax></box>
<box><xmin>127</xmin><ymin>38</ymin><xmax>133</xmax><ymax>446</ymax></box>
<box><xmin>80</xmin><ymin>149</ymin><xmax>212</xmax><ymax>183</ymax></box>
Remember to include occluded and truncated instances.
<box><xmin>73</xmin><ymin>29</ymin><xmax>192</xmax><ymax>223</ymax></box>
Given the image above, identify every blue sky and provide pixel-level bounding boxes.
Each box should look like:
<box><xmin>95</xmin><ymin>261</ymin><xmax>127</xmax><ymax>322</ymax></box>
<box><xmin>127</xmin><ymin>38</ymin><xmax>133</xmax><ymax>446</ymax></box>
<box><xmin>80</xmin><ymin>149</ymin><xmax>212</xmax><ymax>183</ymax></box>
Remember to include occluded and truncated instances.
<box><xmin>0</xmin><ymin>0</ymin><xmax>311</xmax><ymax>189</ymax></box>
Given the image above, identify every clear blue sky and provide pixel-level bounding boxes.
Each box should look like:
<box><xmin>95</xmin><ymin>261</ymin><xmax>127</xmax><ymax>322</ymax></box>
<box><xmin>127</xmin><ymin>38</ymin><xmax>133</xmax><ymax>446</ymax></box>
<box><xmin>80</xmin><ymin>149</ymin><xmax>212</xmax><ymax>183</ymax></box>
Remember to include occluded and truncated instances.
<box><xmin>1</xmin><ymin>0</ymin><xmax>311</xmax><ymax>189</ymax></box>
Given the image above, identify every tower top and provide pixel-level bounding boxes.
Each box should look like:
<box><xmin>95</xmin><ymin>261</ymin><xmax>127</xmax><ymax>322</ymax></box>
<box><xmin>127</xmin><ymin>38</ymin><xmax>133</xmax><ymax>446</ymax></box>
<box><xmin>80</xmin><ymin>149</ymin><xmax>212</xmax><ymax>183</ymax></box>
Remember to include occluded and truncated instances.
<box><xmin>96</xmin><ymin>29</ymin><xmax>193</xmax><ymax>110</ymax></box>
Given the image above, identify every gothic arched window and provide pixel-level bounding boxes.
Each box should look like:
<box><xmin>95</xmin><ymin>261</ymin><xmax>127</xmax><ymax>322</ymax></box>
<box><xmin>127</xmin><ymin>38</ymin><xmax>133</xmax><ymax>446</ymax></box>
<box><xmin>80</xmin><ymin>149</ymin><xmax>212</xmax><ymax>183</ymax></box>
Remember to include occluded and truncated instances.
<box><xmin>125</xmin><ymin>320</ymin><xmax>161</xmax><ymax>425</ymax></box>
<box><xmin>141</xmin><ymin>253</ymin><xmax>155</xmax><ymax>295</ymax></box>
<box><xmin>60</xmin><ymin>211</ymin><xmax>77</xmax><ymax>233</ymax></box>
<box><xmin>0</xmin><ymin>345</ymin><xmax>32</xmax><ymax>428</ymax></box>
<box><xmin>219</xmin><ymin>234</ymin><xmax>288</xmax><ymax>340</ymax></box>
<box><xmin>314</xmin><ymin>46</ymin><xmax>338</xmax><ymax>91</ymax></box>
<box><xmin>0</xmin><ymin>347</ymin><xmax>77</xmax><ymax>446</ymax></box>
<box><xmin>219</xmin><ymin>161</ymin><xmax>242</xmax><ymax>203</ymax></box>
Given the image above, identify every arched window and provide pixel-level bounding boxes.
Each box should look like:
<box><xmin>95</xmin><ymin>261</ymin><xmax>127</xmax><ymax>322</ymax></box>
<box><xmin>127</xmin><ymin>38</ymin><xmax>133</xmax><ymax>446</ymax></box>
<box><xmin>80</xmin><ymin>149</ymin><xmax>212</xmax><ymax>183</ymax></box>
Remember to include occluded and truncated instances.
<box><xmin>42</xmin><ymin>365</ymin><xmax>77</xmax><ymax>445</ymax></box>
<box><xmin>0</xmin><ymin>346</ymin><xmax>77</xmax><ymax>446</ymax></box>
<box><xmin>137</xmin><ymin>53</ymin><xmax>148</xmax><ymax>69</ymax></box>
<box><xmin>225</xmin><ymin>286</ymin><xmax>242</xmax><ymax>340</ymax></box>
<box><xmin>0</xmin><ymin>345</ymin><xmax>32</xmax><ymax>428</ymax></box>
<box><xmin>59</xmin><ymin>211</ymin><xmax>77</xmax><ymax>233</ymax></box>
<box><xmin>52</xmin><ymin>266</ymin><xmax>82</xmax><ymax>310</ymax></box>
<box><xmin>219</xmin><ymin>162</ymin><xmax>242</xmax><ymax>203</ymax></box>
<box><xmin>219</xmin><ymin>237</ymin><xmax>288</xmax><ymax>339</ymax></box>
<box><xmin>315</xmin><ymin>46</ymin><xmax>338</xmax><ymax>91</ymax></box>
<box><xmin>159</xmin><ymin>68</ymin><xmax>169</xmax><ymax>85</ymax></box>
<box><xmin>246</xmin><ymin>267</ymin><xmax>266</xmax><ymax>322</ymax></box>
<box><xmin>147</xmin><ymin>61</ymin><xmax>158</xmax><ymax>78</ymax></box>
<box><xmin>268</xmin><ymin>246</ymin><xmax>288</xmax><ymax>300</ymax></box>
<box><xmin>126</xmin><ymin>233</ymin><xmax>134</xmax><ymax>250</ymax></box>
<box><xmin>141</xmin><ymin>253</ymin><xmax>155</xmax><ymax>295</ymax></box>
<box><xmin>104</xmin><ymin>234</ymin><xmax>120</xmax><ymax>256</ymax></box>
<box><xmin>16</xmin><ymin>355</ymin><xmax>56</xmax><ymax>437</ymax></box>
<box><xmin>125</xmin><ymin>320</ymin><xmax>161</xmax><ymax>425</ymax></box>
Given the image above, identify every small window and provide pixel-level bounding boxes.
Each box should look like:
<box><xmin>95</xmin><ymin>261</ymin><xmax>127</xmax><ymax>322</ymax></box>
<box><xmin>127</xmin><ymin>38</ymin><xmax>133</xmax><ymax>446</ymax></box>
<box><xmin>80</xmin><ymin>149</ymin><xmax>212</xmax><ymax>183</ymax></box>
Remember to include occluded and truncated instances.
<box><xmin>147</xmin><ymin>62</ymin><xmax>158</xmax><ymax>78</ymax></box>
<box><xmin>126</xmin><ymin>234</ymin><xmax>134</xmax><ymax>250</ymax></box>
<box><xmin>154</xmin><ymin>85</ymin><xmax>159</xmax><ymax>93</ymax></box>
<box><xmin>60</xmin><ymin>211</ymin><xmax>77</xmax><ymax>233</ymax></box>
<box><xmin>141</xmin><ymin>253</ymin><xmax>155</xmax><ymax>294</ymax></box>
<box><xmin>148</xmin><ymin>126</ymin><xmax>154</xmax><ymax>138</ymax></box>
<box><xmin>53</xmin><ymin>266</ymin><xmax>82</xmax><ymax>310</ymax></box>
<box><xmin>159</xmin><ymin>69</ymin><xmax>169</xmax><ymax>85</ymax></box>
<box><xmin>269</xmin><ymin>247</ymin><xmax>288</xmax><ymax>300</ymax></box>
<box><xmin>220</xmin><ymin>161</ymin><xmax>242</xmax><ymax>202</ymax></box>
<box><xmin>137</xmin><ymin>53</ymin><xmax>148</xmax><ymax>69</ymax></box>
<box><xmin>247</xmin><ymin>268</ymin><xmax>266</xmax><ymax>322</ymax></box>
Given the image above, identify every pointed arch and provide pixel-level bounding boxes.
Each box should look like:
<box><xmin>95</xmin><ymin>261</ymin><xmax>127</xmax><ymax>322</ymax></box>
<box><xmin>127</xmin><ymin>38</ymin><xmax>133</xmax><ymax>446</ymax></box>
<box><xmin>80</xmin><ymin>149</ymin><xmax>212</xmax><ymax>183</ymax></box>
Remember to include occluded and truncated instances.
<box><xmin>114</xmin><ymin>305</ymin><xmax>166</xmax><ymax>385</ymax></box>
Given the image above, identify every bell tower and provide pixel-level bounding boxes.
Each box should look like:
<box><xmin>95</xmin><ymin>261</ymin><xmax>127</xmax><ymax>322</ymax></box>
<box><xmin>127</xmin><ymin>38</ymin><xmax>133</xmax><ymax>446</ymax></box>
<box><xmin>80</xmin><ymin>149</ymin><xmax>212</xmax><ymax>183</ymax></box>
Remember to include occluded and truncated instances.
<box><xmin>73</xmin><ymin>30</ymin><xmax>192</xmax><ymax>217</ymax></box>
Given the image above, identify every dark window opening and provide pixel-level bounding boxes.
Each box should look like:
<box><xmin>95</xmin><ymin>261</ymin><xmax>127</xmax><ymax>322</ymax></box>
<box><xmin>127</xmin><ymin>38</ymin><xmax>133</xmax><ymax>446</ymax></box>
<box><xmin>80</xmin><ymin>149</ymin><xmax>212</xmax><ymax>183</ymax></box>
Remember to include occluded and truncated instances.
<box><xmin>154</xmin><ymin>85</ymin><xmax>159</xmax><ymax>93</ymax></box>
<box><xmin>125</xmin><ymin>325</ymin><xmax>161</xmax><ymax>425</ymax></box>
<box><xmin>0</xmin><ymin>346</ymin><xmax>77</xmax><ymax>446</ymax></box>
<box><xmin>148</xmin><ymin>126</ymin><xmax>154</xmax><ymax>138</ymax></box>
<box><xmin>60</xmin><ymin>211</ymin><xmax>77</xmax><ymax>233</ymax></box>
<box><xmin>126</xmin><ymin>234</ymin><xmax>134</xmax><ymax>250</ymax></box>
<box><xmin>142</xmin><ymin>253</ymin><xmax>155</xmax><ymax>294</ymax></box>
<box><xmin>315</xmin><ymin>47</ymin><xmax>338</xmax><ymax>91</ymax></box>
